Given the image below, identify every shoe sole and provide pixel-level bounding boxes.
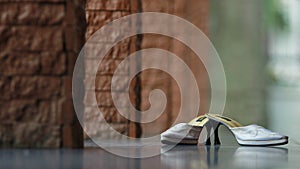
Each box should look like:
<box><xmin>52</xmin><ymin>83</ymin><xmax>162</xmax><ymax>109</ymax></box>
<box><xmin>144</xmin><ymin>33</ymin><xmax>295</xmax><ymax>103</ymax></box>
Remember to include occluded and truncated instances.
<box><xmin>237</xmin><ymin>137</ymin><xmax>289</xmax><ymax>146</ymax></box>
<box><xmin>161</xmin><ymin>136</ymin><xmax>198</xmax><ymax>145</ymax></box>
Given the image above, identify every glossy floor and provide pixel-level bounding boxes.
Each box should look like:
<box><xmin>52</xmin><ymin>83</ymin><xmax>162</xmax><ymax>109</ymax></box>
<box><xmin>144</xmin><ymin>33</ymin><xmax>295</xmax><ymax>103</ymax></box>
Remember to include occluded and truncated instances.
<box><xmin>1</xmin><ymin>142</ymin><xmax>300</xmax><ymax>169</ymax></box>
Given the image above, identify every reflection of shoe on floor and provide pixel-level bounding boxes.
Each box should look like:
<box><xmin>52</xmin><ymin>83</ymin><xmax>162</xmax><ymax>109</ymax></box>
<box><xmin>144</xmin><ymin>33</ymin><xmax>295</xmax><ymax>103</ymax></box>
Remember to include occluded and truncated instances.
<box><xmin>234</xmin><ymin>147</ymin><xmax>288</xmax><ymax>169</ymax></box>
<box><xmin>161</xmin><ymin>145</ymin><xmax>207</xmax><ymax>169</ymax></box>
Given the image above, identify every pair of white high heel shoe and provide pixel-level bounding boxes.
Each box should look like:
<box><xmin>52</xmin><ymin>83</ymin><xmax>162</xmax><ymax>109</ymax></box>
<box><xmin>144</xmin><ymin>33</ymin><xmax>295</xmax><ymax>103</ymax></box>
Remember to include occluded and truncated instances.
<box><xmin>161</xmin><ymin>114</ymin><xmax>288</xmax><ymax>146</ymax></box>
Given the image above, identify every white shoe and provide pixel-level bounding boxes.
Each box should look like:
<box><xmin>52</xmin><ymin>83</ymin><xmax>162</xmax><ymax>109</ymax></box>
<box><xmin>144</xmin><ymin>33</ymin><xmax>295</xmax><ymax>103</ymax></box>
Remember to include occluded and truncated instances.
<box><xmin>160</xmin><ymin>123</ymin><xmax>202</xmax><ymax>144</ymax></box>
<box><xmin>160</xmin><ymin>115</ymin><xmax>209</xmax><ymax>144</ymax></box>
<box><xmin>206</xmin><ymin>114</ymin><xmax>289</xmax><ymax>146</ymax></box>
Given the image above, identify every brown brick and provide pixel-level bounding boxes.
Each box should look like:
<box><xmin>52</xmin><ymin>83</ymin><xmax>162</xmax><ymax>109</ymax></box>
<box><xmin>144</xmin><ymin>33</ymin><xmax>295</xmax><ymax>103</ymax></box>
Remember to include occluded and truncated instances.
<box><xmin>84</xmin><ymin>106</ymin><xmax>103</xmax><ymax>123</ymax></box>
<box><xmin>85</xmin><ymin>21</ymin><xmax>131</xmax><ymax>42</ymax></box>
<box><xmin>85</xmin><ymin>91</ymin><xmax>102</xmax><ymax>106</ymax></box>
<box><xmin>0</xmin><ymin>0</ymin><xmax>86</xmax><ymax>148</ymax></box>
<box><xmin>99</xmin><ymin>107</ymin><xmax>128</xmax><ymax>123</ymax></box>
<box><xmin>84</xmin><ymin>58</ymin><xmax>98</xmax><ymax>74</ymax></box>
<box><xmin>85</xmin><ymin>59</ymin><xmax>129</xmax><ymax>75</ymax></box>
<box><xmin>0</xmin><ymin>123</ymin><xmax>13</xmax><ymax>147</ymax></box>
<box><xmin>85</xmin><ymin>75</ymin><xmax>111</xmax><ymax>91</ymax></box>
<box><xmin>96</xmin><ymin>123</ymin><xmax>129</xmax><ymax>139</ymax></box>
<box><xmin>83</xmin><ymin>91</ymin><xmax>97</xmax><ymax>106</ymax></box>
<box><xmin>85</xmin><ymin>75</ymin><xmax>130</xmax><ymax>92</ymax></box>
<box><xmin>0</xmin><ymin>3</ymin><xmax>65</xmax><ymax>25</ymax></box>
<box><xmin>84</xmin><ymin>91</ymin><xmax>104</xmax><ymax>106</ymax></box>
<box><xmin>13</xmin><ymin>123</ymin><xmax>61</xmax><ymax>148</ymax></box>
<box><xmin>0</xmin><ymin>76</ymin><xmax>12</xmax><ymax>100</ymax></box>
<box><xmin>107</xmin><ymin>38</ymin><xmax>132</xmax><ymax>59</ymax></box>
<box><xmin>86</xmin><ymin>11</ymin><xmax>112</xmax><ymax>28</ymax></box>
<box><xmin>83</xmin><ymin>119</ymin><xmax>102</xmax><ymax>139</ymax></box>
<box><xmin>36</xmin><ymin>77</ymin><xmax>62</xmax><ymax>98</ymax></box>
<box><xmin>10</xmin><ymin>77</ymin><xmax>37</xmax><ymax>99</ymax></box>
<box><xmin>0</xmin><ymin>4</ymin><xmax>17</xmax><ymax>25</ymax></box>
<box><xmin>86</xmin><ymin>11</ymin><xmax>130</xmax><ymax>27</ymax></box>
<box><xmin>10</xmin><ymin>76</ymin><xmax>61</xmax><ymax>99</ymax></box>
<box><xmin>0</xmin><ymin>51</ymin><xmax>39</xmax><ymax>75</ymax></box>
<box><xmin>111</xmin><ymin>75</ymin><xmax>129</xmax><ymax>91</ymax></box>
<box><xmin>83</xmin><ymin>77</ymin><xmax>94</xmax><ymax>91</ymax></box>
<box><xmin>38</xmin><ymin>100</ymin><xmax>58</xmax><ymax>124</ymax></box>
<box><xmin>95</xmin><ymin>91</ymin><xmax>130</xmax><ymax>107</ymax></box>
<box><xmin>86</xmin><ymin>0</ymin><xmax>130</xmax><ymax>11</ymax></box>
<box><xmin>0</xmin><ymin>26</ymin><xmax>12</xmax><ymax>49</ymax></box>
<box><xmin>41</xmin><ymin>52</ymin><xmax>66</xmax><ymax>75</ymax></box>
<box><xmin>85</xmin><ymin>26</ymin><xmax>100</xmax><ymax>40</ymax></box>
<box><xmin>8</xmin><ymin>26</ymin><xmax>63</xmax><ymax>51</ymax></box>
<box><xmin>0</xmin><ymin>0</ymin><xmax>65</xmax><ymax>2</ymax></box>
<box><xmin>84</xmin><ymin>91</ymin><xmax>113</xmax><ymax>107</ymax></box>
<box><xmin>0</xmin><ymin>100</ymin><xmax>59</xmax><ymax>124</ymax></box>
<box><xmin>0</xmin><ymin>100</ymin><xmax>37</xmax><ymax>122</ymax></box>
<box><xmin>111</xmin><ymin>123</ymin><xmax>129</xmax><ymax>135</ymax></box>
<box><xmin>84</xmin><ymin>120</ymin><xmax>129</xmax><ymax>139</ymax></box>
<box><xmin>85</xmin><ymin>38</ymin><xmax>131</xmax><ymax>60</ymax></box>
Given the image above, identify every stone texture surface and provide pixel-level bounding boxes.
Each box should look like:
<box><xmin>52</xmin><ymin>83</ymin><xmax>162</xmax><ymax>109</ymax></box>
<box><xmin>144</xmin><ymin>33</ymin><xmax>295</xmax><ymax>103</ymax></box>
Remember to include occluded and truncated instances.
<box><xmin>86</xmin><ymin>11</ymin><xmax>130</xmax><ymax>27</ymax></box>
<box><xmin>41</xmin><ymin>52</ymin><xmax>67</xmax><ymax>75</ymax></box>
<box><xmin>83</xmin><ymin>0</ymin><xmax>209</xmax><ymax>139</ymax></box>
<box><xmin>85</xmin><ymin>58</ymin><xmax>129</xmax><ymax>76</ymax></box>
<box><xmin>84</xmin><ymin>75</ymin><xmax>129</xmax><ymax>91</ymax></box>
<box><xmin>84</xmin><ymin>0</ymin><xmax>134</xmax><ymax>139</ymax></box>
<box><xmin>86</xmin><ymin>0</ymin><xmax>131</xmax><ymax>11</ymax></box>
<box><xmin>0</xmin><ymin>0</ymin><xmax>209</xmax><ymax>145</ymax></box>
<box><xmin>14</xmin><ymin>123</ymin><xmax>61</xmax><ymax>148</ymax></box>
<box><xmin>0</xmin><ymin>0</ymin><xmax>209</xmax><ymax>144</ymax></box>
<box><xmin>0</xmin><ymin>3</ymin><xmax>65</xmax><ymax>25</ymax></box>
<box><xmin>10</xmin><ymin>76</ymin><xmax>61</xmax><ymax>99</ymax></box>
<box><xmin>0</xmin><ymin>0</ymin><xmax>85</xmax><ymax>148</ymax></box>
<box><xmin>8</xmin><ymin>26</ymin><xmax>64</xmax><ymax>51</ymax></box>
<box><xmin>0</xmin><ymin>123</ymin><xmax>61</xmax><ymax>148</ymax></box>
<box><xmin>84</xmin><ymin>39</ymin><xmax>132</xmax><ymax>60</ymax></box>
<box><xmin>0</xmin><ymin>51</ymin><xmax>40</xmax><ymax>75</ymax></box>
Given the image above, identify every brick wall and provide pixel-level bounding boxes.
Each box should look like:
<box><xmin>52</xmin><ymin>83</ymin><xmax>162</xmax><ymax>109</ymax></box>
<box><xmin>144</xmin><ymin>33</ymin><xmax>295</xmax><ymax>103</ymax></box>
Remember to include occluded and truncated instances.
<box><xmin>84</xmin><ymin>0</ymin><xmax>138</xmax><ymax>139</ymax></box>
<box><xmin>84</xmin><ymin>0</ymin><xmax>209</xmax><ymax>139</ymax></box>
<box><xmin>0</xmin><ymin>0</ymin><xmax>85</xmax><ymax>148</ymax></box>
<box><xmin>0</xmin><ymin>0</ymin><xmax>209</xmax><ymax>146</ymax></box>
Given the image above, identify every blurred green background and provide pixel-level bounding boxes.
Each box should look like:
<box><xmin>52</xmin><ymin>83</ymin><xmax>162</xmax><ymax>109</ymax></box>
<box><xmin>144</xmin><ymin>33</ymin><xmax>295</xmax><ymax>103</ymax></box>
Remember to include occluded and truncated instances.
<box><xmin>210</xmin><ymin>0</ymin><xmax>267</xmax><ymax>125</ymax></box>
<box><xmin>209</xmin><ymin>0</ymin><xmax>300</xmax><ymax>142</ymax></box>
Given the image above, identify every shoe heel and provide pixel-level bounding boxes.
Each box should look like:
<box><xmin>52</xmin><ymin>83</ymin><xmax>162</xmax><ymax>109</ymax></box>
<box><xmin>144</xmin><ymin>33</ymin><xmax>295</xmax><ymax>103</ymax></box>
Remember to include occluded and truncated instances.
<box><xmin>213</xmin><ymin>123</ymin><xmax>221</xmax><ymax>145</ymax></box>
<box><xmin>207</xmin><ymin>121</ymin><xmax>221</xmax><ymax>145</ymax></box>
<box><xmin>204</xmin><ymin>123</ymin><xmax>212</xmax><ymax>145</ymax></box>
